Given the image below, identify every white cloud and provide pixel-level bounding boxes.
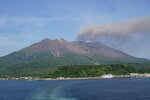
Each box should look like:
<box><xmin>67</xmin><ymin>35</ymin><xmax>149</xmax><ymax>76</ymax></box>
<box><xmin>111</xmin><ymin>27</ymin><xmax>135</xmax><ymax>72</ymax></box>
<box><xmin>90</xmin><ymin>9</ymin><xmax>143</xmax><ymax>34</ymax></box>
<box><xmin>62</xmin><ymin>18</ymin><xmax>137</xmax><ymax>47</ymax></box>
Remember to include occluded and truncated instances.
<box><xmin>0</xmin><ymin>35</ymin><xmax>15</xmax><ymax>45</ymax></box>
<box><xmin>0</xmin><ymin>15</ymin><xmax>110</xmax><ymax>30</ymax></box>
<box><xmin>0</xmin><ymin>16</ymin><xmax>79</xmax><ymax>28</ymax></box>
<box><xmin>0</xmin><ymin>16</ymin><xmax>69</xmax><ymax>28</ymax></box>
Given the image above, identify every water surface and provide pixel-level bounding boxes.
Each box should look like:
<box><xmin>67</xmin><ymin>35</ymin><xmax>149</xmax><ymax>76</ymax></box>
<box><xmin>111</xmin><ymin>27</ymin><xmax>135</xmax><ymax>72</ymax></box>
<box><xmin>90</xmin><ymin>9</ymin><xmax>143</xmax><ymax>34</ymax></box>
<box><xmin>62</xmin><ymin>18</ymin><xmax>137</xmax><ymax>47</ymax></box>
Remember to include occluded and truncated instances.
<box><xmin>1</xmin><ymin>78</ymin><xmax>150</xmax><ymax>100</ymax></box>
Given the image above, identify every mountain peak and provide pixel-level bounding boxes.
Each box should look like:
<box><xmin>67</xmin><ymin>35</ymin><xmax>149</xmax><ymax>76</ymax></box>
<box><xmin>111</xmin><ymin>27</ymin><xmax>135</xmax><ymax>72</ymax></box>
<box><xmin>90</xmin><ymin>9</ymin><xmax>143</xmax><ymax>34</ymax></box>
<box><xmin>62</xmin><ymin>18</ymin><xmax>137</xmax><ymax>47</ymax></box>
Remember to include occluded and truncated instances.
<box><xmin>56</xmin><ymin>38</ymin><xmax>64</xmax><ymax>40</ymax></box>
<box><xmin>55</xmin><ymin>38</ymin><xmax>66</xmax><ymax>41</ymax></box>
<box><xmin>40</xmin><ymin>38</ymin><xmax>67</xmax><ymax>43</ymax></box>
<box><xmin>55</xmin><ymin>38</ymin><xmax>67</xmax><ymax>44</ymax></box>
<box><xmin>40</xmin><ymin>38</ymin><xmax>51</xmax><ymax>42</ymax></box>
<box><xmin>18</xmin><ymin>38</ymin><xmax>141</xmax><ymax>59</ymax></box>
<box><xmin>43</xmin><ymin>38</ymin><xmax>50</xmax><ymax>40</ymax></box>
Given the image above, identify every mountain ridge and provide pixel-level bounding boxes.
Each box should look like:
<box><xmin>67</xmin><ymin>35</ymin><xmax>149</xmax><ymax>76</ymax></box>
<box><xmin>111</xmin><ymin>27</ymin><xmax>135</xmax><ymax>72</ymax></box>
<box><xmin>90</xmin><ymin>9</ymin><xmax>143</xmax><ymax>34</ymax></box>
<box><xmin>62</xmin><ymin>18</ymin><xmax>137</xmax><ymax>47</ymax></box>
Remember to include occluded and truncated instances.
<box><xmin>0</xmin><ymin>38</ymin><xmax>149</xmax><ymax>77</ymax></box>
<box><xmin>15</xmin><ymin>38</ymin><xmax>140</xmax><ymax>59</ymax></box>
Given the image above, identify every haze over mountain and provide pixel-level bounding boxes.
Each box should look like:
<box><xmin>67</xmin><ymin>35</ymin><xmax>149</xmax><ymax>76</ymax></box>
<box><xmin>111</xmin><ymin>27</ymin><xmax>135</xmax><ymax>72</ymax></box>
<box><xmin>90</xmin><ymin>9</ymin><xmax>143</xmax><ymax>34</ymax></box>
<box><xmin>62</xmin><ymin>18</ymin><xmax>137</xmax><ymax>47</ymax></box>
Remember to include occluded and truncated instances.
<box><xmin>0</xmin><ymin>38</ymin><xmax>149</xmax><ymax>77</ymax></box>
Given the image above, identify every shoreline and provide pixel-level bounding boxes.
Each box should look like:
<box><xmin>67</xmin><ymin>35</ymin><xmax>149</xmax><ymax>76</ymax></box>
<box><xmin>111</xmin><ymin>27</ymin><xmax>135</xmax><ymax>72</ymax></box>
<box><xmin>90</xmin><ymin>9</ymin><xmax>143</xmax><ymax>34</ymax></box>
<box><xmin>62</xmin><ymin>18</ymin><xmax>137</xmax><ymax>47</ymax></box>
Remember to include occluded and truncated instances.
<box><xmin>1</xmin><ymin>73</ymin><xmax>150</xmax><ymax>81</ymax></box>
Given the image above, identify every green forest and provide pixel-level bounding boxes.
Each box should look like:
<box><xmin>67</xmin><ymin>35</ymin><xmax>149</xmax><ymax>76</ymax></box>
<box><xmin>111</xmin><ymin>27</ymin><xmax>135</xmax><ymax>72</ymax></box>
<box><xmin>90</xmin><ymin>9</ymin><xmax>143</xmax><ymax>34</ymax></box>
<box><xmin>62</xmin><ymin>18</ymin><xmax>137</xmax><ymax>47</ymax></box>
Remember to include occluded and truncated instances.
<box><xmin>49</xmin><ymin>64</ymin><xmax>136</xmax><ymax>78</ymax></box>
<box><xmin>0</xmin><ymin>62</ymin><xmax>150</xmax><ymax>78</ymax></box>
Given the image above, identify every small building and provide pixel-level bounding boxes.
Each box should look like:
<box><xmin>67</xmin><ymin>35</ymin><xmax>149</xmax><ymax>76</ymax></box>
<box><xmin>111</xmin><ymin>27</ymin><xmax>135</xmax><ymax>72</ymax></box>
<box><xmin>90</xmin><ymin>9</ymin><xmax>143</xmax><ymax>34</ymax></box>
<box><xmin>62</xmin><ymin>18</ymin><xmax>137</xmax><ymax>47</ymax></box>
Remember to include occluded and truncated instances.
<box><xmin>101</xmin><ymin>74</ymin><xmax>114</xmax><ymax>78</ymax></box>
<box><xmin>56</xmin><ymin>77</ymin><xmax>65</xmax><ymax>79</ymax></box>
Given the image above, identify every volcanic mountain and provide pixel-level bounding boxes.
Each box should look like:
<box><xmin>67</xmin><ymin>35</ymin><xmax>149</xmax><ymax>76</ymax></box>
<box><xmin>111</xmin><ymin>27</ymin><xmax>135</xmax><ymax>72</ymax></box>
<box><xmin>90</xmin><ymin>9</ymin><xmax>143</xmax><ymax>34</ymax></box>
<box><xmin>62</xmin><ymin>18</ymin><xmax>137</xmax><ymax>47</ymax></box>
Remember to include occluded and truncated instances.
<box><xmin>6</xmin><ymin>38</ymin><xmax>140</xmax><ymax>59</ymax></box>
<box><xmin>0</xmin><ymin>38</ymin><xmax>148</xmax><ymax>77</ymax></box>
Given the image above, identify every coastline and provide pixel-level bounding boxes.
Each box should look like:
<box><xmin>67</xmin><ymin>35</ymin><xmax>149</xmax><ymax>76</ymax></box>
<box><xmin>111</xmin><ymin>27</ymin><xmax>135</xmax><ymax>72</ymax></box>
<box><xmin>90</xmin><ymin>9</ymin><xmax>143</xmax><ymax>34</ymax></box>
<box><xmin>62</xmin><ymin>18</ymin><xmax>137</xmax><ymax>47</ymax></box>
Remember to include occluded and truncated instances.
<box><xmin>1</xmin><ymin>73</ymin><xmax>150</xmax><ymax>81</ymax></box>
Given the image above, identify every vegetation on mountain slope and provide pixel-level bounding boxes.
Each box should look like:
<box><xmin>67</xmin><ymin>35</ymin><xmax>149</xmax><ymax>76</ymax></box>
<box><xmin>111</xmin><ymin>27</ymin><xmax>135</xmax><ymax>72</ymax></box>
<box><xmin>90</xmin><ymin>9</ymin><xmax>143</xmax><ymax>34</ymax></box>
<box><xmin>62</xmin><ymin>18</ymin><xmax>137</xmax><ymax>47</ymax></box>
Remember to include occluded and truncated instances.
<box><xmin>0</xmin><ymin>61</ymin><xmax>150</xmax><ymax>78</ymax></box>
<box><xmin>0</xmin><ymin>38</ymin><xmax>149</xmax><ymax>78</ymax></box>
<box><xmin>49</xmin><ymin>64</ymin><xmax>136</xmax><ymax>78</ymax></box>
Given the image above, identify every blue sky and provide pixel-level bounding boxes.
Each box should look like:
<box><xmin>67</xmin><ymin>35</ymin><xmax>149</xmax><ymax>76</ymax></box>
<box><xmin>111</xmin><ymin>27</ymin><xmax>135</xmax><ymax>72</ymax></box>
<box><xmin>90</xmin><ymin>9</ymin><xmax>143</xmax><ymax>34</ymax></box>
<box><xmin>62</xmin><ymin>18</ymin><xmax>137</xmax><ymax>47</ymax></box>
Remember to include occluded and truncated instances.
<box><xmin>0</xmin><ymin>0</ymin><xmax>150</xmax><ymax>59</ymax></box>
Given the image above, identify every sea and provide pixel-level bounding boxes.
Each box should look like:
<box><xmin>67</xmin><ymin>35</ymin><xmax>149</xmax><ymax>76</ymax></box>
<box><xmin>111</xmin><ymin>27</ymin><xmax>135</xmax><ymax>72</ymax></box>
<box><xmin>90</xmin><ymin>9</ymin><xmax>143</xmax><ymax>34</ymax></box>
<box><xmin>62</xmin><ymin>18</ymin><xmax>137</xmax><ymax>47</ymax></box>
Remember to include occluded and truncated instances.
<box><xmin>0</xmin><ymin>78</ymin><xmax>150</xmax><ymax>100</ymax></box>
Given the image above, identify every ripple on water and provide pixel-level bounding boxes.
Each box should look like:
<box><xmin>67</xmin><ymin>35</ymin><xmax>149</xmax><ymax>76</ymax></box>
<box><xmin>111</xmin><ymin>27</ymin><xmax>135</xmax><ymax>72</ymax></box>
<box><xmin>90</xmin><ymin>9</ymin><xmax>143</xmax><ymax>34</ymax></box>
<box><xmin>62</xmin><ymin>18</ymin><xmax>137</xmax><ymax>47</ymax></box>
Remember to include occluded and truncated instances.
<box><xmin>25</xmin><ymin>83</ymin><xmax>78</xmax><ymax>100</ymax></box>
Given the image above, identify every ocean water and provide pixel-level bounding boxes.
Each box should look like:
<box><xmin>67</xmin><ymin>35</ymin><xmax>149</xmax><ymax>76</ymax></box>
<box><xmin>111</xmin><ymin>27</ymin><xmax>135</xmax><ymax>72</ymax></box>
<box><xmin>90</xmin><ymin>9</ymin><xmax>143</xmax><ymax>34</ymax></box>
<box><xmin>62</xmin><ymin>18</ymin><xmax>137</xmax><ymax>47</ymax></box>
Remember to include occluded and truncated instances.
<box><xmin>1</xmin><ymin>78</ymin><xmax>150</xmax><ymax>100</ymax></box>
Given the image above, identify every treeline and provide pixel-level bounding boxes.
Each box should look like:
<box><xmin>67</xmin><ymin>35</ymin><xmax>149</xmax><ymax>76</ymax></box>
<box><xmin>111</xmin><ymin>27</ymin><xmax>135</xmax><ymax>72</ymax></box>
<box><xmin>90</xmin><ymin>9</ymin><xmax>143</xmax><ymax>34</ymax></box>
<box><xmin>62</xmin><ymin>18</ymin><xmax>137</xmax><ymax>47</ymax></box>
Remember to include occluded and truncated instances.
<box><xmin>137</xmin><ymin>68</ymin><xmax>150</xmax><ymax>73</ymax></box>
<box><xmin>1</xmin><ymin>62</ymin><xmax>150</xmax><ymax>78</ymax></box>
<box><xmin>49</xmin><ymin>64</ymin><xmax>136</xmax><ymax>78</ymax></box>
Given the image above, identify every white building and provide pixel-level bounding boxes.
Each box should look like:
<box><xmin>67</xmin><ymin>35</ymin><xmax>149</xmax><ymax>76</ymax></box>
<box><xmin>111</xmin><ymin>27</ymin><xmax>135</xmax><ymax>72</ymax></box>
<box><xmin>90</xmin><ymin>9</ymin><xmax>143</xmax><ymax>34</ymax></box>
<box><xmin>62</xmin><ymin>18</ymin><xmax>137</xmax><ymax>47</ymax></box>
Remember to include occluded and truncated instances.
<box><xmin>56</xmin><ymin>77</ymin><xmax>65</xmax><ymax>79</ymax></box>
<box><xmin>101</xmin><ymin>74</ymin><xmax>114</xmax><ymax>78</ymax></box>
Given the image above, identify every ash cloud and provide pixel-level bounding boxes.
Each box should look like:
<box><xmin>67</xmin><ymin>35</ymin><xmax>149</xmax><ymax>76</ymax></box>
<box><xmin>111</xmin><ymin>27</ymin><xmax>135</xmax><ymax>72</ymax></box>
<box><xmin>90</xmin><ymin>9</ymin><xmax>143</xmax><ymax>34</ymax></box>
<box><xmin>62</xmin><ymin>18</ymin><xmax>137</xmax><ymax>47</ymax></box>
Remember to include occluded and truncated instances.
<box><xmin>77</xmin><ymin>16</ymin><xmax>150</xmax><ymax>41</ymax></box>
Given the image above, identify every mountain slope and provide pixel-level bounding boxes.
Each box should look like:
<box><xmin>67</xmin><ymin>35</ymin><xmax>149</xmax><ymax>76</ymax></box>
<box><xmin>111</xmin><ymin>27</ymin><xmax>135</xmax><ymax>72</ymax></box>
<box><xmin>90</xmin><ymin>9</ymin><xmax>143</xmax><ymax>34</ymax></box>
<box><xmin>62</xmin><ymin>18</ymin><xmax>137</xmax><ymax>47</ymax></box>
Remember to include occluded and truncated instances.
<box><xmin>0</xmin><ymin>38</ymin><xmax>149</xmax><ymax>77</ymax></box>
<box><xmin>2</xmin><ymin>38</ymin><xmax>143</xmax><ymax>60</ymax></box>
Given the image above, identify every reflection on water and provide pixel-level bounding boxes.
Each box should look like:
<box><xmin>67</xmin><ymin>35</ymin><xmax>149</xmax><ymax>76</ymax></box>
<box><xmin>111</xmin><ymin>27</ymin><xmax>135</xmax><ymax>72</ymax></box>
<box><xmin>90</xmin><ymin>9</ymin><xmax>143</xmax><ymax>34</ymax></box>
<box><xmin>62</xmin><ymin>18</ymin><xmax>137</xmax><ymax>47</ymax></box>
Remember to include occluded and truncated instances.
<box><xmin>0</xmin><ymin>80</ymin><xmax>74</xmax><ymax>100</ymax></box>
<box><xmin>26</xmin><ymin>82</ymin><xmax>78</xmax><ymax>100</ymax></box>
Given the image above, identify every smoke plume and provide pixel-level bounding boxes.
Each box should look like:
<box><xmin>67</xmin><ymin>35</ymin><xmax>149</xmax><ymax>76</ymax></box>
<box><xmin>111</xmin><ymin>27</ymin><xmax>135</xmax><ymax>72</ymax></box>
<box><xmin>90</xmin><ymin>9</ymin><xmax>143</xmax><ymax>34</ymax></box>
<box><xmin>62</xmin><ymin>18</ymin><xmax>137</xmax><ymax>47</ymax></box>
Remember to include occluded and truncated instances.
<box><xmin>77</xmin><ymin>16</ymin><xmax>150</xmax><ymax>41</ymax></box>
